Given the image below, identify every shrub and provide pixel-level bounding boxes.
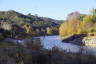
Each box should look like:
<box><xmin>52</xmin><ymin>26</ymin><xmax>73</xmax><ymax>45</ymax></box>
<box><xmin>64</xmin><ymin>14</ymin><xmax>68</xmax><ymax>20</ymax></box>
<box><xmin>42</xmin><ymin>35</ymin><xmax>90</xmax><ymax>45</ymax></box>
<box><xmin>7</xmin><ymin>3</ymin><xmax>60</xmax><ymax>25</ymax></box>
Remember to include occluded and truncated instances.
<box><xmin>0</xmin><ymin>33</ymin><xmax>4</xmax><ymax>40</ymax></box>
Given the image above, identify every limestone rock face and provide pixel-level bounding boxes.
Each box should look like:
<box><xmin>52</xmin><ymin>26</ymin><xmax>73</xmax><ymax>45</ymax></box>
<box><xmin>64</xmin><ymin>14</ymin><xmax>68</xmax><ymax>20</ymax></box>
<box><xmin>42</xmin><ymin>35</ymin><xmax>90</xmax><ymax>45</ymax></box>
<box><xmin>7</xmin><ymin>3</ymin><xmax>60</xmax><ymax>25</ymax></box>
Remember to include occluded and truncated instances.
<box><xmin>83</xmin><ymin>37</ymin><xmax>96</xmax><ymax>47</ymax></box>
<box><xmin>0</xmin><ymin>22</ymin><xmax>12</xmax><ymax>31</ymax></box>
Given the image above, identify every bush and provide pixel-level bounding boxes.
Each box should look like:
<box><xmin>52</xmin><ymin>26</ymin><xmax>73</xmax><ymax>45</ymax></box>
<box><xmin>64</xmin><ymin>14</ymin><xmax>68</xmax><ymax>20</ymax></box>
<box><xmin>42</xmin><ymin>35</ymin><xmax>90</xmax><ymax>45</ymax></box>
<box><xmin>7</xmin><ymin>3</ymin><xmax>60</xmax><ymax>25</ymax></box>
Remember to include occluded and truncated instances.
<box><xmin>0</xmin><ymin>33</ymin><xmax>4</xmax><ymax>40</ymax></box>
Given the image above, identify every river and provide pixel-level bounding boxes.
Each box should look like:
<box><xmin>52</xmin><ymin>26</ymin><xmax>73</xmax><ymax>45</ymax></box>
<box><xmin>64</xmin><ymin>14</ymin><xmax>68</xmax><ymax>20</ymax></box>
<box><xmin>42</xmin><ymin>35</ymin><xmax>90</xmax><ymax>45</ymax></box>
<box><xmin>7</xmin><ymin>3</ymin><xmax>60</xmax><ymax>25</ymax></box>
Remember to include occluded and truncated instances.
<box><xmin>40</xmin><ymin>35</ymin><xmax>79</xmax><ymax>52</ymax></box>
<box><xmin>40</xmin><ymin>35</ymin><xmax>96</xmax><ymax>55</ymax></box>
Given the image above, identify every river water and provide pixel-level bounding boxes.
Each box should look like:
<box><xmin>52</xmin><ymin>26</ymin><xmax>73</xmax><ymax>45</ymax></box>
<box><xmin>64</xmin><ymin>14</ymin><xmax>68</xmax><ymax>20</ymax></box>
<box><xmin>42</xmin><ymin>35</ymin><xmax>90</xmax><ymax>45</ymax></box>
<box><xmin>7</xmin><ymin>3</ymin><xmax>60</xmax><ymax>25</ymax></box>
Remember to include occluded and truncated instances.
<box><xmin>40</xmin><ymin>36</ymin><xmax>79</xmax><ymax>52</ymax></box>
<box><xmin>40</xmin><ymin>35</ymin><xmax>96</xmax><ymax>55</ymax></box>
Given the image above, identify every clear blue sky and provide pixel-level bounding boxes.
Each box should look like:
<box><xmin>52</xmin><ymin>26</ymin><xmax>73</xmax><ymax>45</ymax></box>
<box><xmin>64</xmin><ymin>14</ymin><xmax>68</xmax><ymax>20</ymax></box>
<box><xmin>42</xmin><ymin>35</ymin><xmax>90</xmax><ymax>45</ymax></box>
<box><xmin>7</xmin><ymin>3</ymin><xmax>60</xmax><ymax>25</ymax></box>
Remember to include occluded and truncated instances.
<box><xmin>0</xmin><ymin>0</ymin><xmax>96</xmax><ymax>20</ymax></box>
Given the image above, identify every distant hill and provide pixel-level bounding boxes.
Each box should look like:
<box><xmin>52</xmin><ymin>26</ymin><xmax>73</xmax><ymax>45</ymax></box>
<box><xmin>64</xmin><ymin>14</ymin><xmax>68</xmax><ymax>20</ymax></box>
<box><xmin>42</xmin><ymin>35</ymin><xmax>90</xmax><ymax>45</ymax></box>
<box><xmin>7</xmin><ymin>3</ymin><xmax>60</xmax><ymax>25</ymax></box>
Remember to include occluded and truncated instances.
<box><xmin>0</xmin><ymin>10</ymin><xmax>63</xmax><ymax>28</ymax></box>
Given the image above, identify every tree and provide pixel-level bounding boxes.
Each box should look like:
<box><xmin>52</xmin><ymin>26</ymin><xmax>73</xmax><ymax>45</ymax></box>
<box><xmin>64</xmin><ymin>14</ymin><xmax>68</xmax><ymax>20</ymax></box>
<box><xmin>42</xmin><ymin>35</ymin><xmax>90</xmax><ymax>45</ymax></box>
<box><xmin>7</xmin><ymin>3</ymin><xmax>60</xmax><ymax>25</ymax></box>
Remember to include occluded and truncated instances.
<box><xmin>28</xmin><ymin>13</ymin><xmax>32</xmax><ymax>16</ymax></box>
<box><xmin>82</xmin><ymin>15</ymin><xmax>93</xmax><ymax>33</ymax></box>
<box><xmin>67</xmin><ymin>19</ymin><xmax>79</xmax><ymax>35</ymax></box>
<box><xmin>23</xmin><ymin>24</ymin><xmax>35</xmax><ymax>35</ymax></box>
<box><xmin>46</xmin><ymin>27</ymin><xmax>52</xmax><ymax>35</ymax></box>
<box><xmin>59</xmin><ymin>19</ymin><xmax>80</xmax><ymax>37</ymax></box>
<box><xmin>91</xmin><ymin>8</ymin><xmax>96</xmax><ymax>16</ymax></box>
<box><xmin>82</xmin><ymin>15</ymin><xmax>92</xmax><ymax>25</ymax></box>
<box><xmin>67</xmin><ymin>11</ymin><xmax>81</xmax><ymax>20</ymax></box>
<box><xmin>77</xmin><ymin>14</ymin><xmax>86</xmax><ymax>21</ymax></box>
<box><xmin>59</xmin><ymin>21</ymin><xmax>68</xmax><ymax>36</ymax></box>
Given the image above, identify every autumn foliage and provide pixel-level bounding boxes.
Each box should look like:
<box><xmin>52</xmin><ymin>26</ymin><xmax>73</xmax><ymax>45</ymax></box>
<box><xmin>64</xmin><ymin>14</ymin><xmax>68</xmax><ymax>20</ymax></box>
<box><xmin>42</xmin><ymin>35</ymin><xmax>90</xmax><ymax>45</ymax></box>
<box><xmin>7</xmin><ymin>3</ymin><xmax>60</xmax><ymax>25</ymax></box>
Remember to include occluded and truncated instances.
<box><xmin>59</xmin><ymin>9</ymin><xmax>96</xmax><ymax>37</ymax></box>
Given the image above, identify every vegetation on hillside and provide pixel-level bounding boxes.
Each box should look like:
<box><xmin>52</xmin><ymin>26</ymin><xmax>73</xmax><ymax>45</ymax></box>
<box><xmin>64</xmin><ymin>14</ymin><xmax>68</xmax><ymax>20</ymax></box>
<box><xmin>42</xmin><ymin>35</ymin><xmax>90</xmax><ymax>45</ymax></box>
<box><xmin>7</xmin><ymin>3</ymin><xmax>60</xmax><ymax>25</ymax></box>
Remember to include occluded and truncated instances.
<box><xmin>0</xmin><ymin>10</ymin><xmax>62</xmax><ymax>39</ymax></box>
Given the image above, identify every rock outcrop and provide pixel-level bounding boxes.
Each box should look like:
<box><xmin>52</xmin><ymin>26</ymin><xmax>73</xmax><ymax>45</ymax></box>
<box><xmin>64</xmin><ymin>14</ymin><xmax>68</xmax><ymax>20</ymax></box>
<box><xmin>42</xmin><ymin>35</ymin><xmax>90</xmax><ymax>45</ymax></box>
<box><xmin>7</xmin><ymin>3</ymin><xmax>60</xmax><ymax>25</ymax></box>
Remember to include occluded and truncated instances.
<box><xmin>62</xmin><ymin>34</ymin><xmax>87</xmax><ymax>45</ymax></box>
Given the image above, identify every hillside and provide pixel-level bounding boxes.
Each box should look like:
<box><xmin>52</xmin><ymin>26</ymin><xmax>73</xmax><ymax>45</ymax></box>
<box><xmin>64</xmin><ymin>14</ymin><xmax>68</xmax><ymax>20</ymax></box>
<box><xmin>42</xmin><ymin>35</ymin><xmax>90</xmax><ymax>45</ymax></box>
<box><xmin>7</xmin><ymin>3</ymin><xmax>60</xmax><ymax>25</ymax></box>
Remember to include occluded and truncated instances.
<box><xmin>0</xmin><ymin>10</ymin><xmax>63</xmax><ymax>28</ymax></box>
<box><xmin>0</xmin><ymin>10</ymin><xmax>63</xmax><ymax>38</ymax></box>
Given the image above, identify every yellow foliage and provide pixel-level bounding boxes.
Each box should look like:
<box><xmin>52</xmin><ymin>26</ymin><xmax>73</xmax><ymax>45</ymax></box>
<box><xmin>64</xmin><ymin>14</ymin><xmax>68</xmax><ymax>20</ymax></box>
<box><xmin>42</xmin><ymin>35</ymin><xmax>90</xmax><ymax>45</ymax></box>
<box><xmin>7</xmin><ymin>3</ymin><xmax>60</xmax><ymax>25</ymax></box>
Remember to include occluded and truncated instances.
<box><xmin>82</xmin><ymin>15</ymin><xmax>92</xmax><ymax>26</ymax></box>
<box><xmin>16</xmin><ymin>53</ymin><xmax>24</xmax><ymax>64</ymax></box>
<box><xmin>23</xmin><ymin>24</ymin><xmax>35</xmax><ymax>35</ymax></box>
<box><xmin>18</xmin><ymin>60</ymin><xmax>24</xmax><ymax>64</ymax></box>
<box><xmin>77</xmin><ymin>28</ymin><xmax>82</xmax><ymax>34</ymax></box>
<box><xmin>59</xmin><ymin>10</ymin><xmax>96</xmax><ymax>37</ymax></box>
<box><xmin>46</xmin><ymin>27</ymin><xmax>52</xmax><ymax>35</ymax></box>
<box><xmin>59</xmin><ymin>19</ymin><xmax>80</xmax><ymax>37</ymax></box>
<box><xmin>67</xmin><ymin>19</ymin><xmax>79</xmax><ymax>34</ymax></box>
<box><xmin>59</xmin><ymin>21</ymin><xmax>68</xmax><ymax>36</ymax></box>
<box><xmin>23</xmin><ymin>24</ymin><xmax>30</xmax><ymax>33</ymax></box>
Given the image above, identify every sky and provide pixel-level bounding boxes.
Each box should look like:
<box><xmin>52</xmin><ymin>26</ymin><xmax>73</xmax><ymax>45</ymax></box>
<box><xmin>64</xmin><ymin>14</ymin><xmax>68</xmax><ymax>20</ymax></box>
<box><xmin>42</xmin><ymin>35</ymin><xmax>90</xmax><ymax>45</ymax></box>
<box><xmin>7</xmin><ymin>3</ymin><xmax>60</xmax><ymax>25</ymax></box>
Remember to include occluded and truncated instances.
<box><xmin>0</xmin><ymin>0</ymin><xmax>96</xmax><ymax>20</ymax></box>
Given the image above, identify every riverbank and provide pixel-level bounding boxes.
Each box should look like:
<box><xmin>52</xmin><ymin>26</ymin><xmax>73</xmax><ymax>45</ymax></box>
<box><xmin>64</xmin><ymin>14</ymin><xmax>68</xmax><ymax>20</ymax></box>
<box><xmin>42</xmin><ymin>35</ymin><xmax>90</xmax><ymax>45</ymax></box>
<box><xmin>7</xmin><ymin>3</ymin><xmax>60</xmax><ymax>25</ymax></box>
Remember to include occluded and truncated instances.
<box><xmin>0</xmin><ymin>40</ymin><xmax>96</xmax><ymax>64</ymax></box>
